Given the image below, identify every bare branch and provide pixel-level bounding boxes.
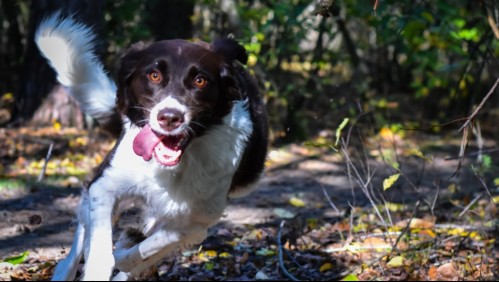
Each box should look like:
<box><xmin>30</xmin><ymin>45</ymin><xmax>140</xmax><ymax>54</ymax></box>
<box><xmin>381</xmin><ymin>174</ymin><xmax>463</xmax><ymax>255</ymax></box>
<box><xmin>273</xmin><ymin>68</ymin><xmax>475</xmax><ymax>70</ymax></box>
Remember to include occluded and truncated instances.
<box><xmin>37</xmin><ymin>142</ymin><xmax>54</xmax><ymax>182</ymax></box>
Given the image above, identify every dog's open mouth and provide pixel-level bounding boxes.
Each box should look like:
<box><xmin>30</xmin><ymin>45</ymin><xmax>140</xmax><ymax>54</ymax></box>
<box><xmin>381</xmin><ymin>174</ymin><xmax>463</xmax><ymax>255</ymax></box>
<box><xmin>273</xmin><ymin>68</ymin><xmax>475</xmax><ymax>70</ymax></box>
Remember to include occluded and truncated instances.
<box><xmin>132</xmin><ymin>124</ymin><xmax>189</xmax><ymax>166</ymax></box>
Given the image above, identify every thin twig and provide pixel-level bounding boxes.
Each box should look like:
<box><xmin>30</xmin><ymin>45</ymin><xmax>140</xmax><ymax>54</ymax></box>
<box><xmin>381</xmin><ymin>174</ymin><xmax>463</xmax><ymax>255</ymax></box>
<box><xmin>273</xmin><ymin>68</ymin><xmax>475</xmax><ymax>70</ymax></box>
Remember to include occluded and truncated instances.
<box><xmin>283</xmin><ymin>248</ymin><xmax>313</xmax><ymax>278</ymax></box>
<box><xmin>459</xmin><ymin>76</ymin><xmax>499</xmax><ymax>132</ymax></box>
<box><xmin>277</xmin><ymin>221</ymin><xmax>300</xmax><ymax>281</ymax></box>
<box><xmin>471</xmin><ymin>166</ymin><xmax>493</xmax><ymax>199</ymax></box>
<box><xmin>435</xmin><ymin>223</ymin><xmax>495</xmax><ymax>232</ymax></box>
<box><xmin>444</xmin><ymin>147</ymin><xmax>499</xmax><ymax>160</ymax></box>
<box><xmin>322</xmin><ymin>185</ymin><xmax>340</xmax><ymax>214</ymax></box>
<box><xmin>341</xmin><ymin>141</ymin><xmax>386</xmax><ymax>227</ymax></box>
<box><xmin>37</xmin><ymin>143</ymin><xmax>54</xmax><ymax>182</ymax></box>
<box><xmin>458</xmin><ymin>193</ymin><xmax>482</xmax><ymax>218</ymax></box>
<box><xmin>390</xmin><ymin>201</ymin><xmax>420</xmax><ymax>255</ymax></box>
<box><xmin>431</xmin><ymin>181</ymin><xmax>440</xmax><ymax>216</ymax></box>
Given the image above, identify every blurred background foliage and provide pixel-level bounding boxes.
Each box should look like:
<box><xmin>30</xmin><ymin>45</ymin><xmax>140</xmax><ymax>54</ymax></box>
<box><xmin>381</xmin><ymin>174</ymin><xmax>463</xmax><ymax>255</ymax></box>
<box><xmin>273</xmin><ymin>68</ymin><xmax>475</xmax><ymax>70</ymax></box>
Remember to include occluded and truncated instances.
<box><xmin>0</xmin><ymin>0</ymin><xmax>498</xmax><ymax>144</ymax></box>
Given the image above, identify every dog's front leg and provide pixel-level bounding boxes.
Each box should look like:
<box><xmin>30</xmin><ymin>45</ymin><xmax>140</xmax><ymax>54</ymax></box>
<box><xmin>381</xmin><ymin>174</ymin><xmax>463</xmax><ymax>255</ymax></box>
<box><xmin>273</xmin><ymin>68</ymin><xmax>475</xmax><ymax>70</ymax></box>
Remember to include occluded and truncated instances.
<box><xmin>113</xmin><ymin>226</ymin><xmax>207</xmax><ymax>279</ymax></box>
<box><xmin>82</xmin><ymin>181</ymin><xmax>117</xmax><ymax>281</ymax></box>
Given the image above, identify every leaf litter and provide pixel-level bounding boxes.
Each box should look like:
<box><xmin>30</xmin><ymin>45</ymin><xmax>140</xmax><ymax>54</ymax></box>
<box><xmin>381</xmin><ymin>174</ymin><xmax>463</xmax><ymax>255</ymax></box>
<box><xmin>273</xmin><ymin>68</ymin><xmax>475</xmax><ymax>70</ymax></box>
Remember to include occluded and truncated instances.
<box><xmin>0</xmin><ymin>126</ymin><xmax>498</xmax><ymax>281</ymax></box>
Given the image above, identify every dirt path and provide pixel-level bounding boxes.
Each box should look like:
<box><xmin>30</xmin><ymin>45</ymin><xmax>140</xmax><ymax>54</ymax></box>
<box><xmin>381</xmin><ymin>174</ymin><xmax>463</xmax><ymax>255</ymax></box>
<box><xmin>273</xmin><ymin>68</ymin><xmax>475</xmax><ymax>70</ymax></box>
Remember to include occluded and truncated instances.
<box><xmin>0</xmin><ymin>142</ymin><xmax>489</xmax><ymax>261</ymax></box>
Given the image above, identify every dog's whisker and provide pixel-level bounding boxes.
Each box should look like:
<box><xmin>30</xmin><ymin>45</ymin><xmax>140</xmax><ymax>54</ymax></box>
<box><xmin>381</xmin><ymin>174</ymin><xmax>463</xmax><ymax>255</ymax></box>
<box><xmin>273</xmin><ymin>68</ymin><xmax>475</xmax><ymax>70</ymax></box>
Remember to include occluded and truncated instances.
<box><xmin>132</xmin><ymin>106</ymin><xmax>152</xmax><ymax>113</ymax></box>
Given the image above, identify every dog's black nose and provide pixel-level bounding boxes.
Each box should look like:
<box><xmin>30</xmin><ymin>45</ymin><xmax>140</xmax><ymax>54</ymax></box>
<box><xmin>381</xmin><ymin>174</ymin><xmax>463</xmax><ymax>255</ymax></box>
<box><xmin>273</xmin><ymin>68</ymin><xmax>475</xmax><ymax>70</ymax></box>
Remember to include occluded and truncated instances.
<box><xmin>157</xmin><ymin>108</ymin><xmax>184</xmax><ymax>131</ymax></box>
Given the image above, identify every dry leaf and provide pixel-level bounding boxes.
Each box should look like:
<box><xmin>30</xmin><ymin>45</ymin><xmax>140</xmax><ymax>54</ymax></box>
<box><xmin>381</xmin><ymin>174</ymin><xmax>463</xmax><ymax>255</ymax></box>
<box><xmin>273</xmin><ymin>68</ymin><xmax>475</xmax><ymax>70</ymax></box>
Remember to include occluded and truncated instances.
<box><xmin>386</xmin><ymin>256</ymin><xmax>404</xmax><ymax>268</ymax></box>
<box><xmin>436</xmin><ymin>262</ymin><xmax>459</xmax><ymax>281</ymax></box>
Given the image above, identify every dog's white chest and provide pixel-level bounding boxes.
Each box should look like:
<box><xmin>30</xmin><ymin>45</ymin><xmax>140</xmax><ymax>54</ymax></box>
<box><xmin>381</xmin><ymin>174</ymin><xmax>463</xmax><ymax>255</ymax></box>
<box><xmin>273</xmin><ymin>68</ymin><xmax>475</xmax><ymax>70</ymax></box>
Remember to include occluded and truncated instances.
<box><xmin>106</xmin><ymin>101</ymin><xmax>252</xmax><ymax>229</ymax></box>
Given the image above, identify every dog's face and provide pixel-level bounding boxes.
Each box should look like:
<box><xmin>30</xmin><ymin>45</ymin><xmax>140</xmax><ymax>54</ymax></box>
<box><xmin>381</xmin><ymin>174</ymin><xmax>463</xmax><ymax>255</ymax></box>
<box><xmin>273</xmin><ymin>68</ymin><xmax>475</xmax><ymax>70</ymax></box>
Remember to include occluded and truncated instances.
<box><xmin>116</xmin><ymin>39</ymin><xmax>247</xmax><ymax>167</ymax></box>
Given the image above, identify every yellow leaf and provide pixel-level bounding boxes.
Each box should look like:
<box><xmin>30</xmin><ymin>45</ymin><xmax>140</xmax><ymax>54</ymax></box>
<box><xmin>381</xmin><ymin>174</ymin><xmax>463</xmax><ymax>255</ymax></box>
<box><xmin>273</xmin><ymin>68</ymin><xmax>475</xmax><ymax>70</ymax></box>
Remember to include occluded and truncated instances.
<box><xmin>306</xmin><ymin>218</ymin><xmax>318</xmax><ymax>230</ymax></box>
<box><xmin>320</xmin><ymin>262</ymin><xmax>333</xmax><ymax>272</ymax></box>
<box><xmin>379</xmin><ymin>127</ymin><xmax>394</xmax><ymax>140</ymax></box>
<box><xmin>418</xmin><ymin>229</ymin><xmax>436</xmax><ymax>238</ymax></box>
<box><xmin>202</xmin><ymin>250</ymin><xmax>217</xmax><ymax>258</ymax></box>
<box><xmin>407</xmin><ymin>148</ymin><xmax>432</xmax><ymax>162</ymax></box>
<box><xmin>219</xmin><ymin>252</ymin><xmax>232</xmax><ymax>258</ymax></box>
<box><xmin>247</xmin><ymin>54</ymin><xmax>257</xmax><ymax>66</ymax></box>
<box><xmin>386</xmin><ymin>256</ymin><xmax>404</xmax><ymax>268</ymax></box>
<box><xmin>1</xmin><ymin>92</ymin><xmax>14</xmax><ymax>102</ymax></box>
<box><xmin>226</xmin><ymin>240</ymin><xmax>238</xmax><ymax>247</ymax></box>
<box><xmin>198</xmin><ymin>250</ymin><xmax>217</xmax><ymax>261</ymax></box>
<box><xmin>395</xmin><ymin>218</ymin><xmax>435</xmax><ymax>229</ymax></box>
<box><xmin>53</xmin><ymin>121</ymin><xmax>61</xmax><ymax>131</ymax></box>
<box><xmin>289</xmin><ymin>196</ymin><xmax>306</xmax><ymax>207</ymax></box>
<box><xmin>383</xmin><ymin>173</ymin><xmax>400</xmax><ymax>190</ymax></box>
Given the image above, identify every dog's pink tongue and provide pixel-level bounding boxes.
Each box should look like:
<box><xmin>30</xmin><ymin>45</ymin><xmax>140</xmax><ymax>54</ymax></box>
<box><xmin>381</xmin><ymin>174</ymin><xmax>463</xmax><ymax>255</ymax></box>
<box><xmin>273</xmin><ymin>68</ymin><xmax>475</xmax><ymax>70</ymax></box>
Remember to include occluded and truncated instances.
<box><xmin>133</xmin><ymin>124</ymin><xmax>162</xmax><ymax>161</ymax></box>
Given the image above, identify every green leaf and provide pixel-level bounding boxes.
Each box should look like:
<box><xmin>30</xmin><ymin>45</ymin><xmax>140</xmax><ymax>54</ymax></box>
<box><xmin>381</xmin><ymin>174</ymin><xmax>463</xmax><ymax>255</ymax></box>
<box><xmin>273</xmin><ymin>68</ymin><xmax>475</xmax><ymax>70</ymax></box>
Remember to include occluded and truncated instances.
<box><xmin>204</xmin><ymin>261</ymin><xmax>215</xmax><ymax>271</ymax></box>
<box><xmin>335</xmin><ymin>118</ymin><xmax>350</xmax><ymax>146</ymax></box>
<box><xmin>255</xmin><ymin>248</ymin><xmax>275</xmax><ymax>256</ymax></box>
<box><xmin>383</xmin><ymin>173</ymin><xmax>400</xmax><ymax>191</ymax></box>
<box><xmin>2</xmin><ymin>251</ymin><xmax>29</xmax><ymax>265</ymax></box>
<box><xmin>341</xmin><ymin>274</ymin><xmax>359</xmax><ymax>281</ymax></box>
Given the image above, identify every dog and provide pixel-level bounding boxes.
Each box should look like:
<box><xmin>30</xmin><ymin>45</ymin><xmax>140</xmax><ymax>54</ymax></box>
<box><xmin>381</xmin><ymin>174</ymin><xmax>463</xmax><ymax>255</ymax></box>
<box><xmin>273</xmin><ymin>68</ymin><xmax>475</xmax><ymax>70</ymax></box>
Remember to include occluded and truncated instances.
<box><xmin>35</xmin><ymin>13</ymin><xmax>268</xmax><ymax>281</ymax></box>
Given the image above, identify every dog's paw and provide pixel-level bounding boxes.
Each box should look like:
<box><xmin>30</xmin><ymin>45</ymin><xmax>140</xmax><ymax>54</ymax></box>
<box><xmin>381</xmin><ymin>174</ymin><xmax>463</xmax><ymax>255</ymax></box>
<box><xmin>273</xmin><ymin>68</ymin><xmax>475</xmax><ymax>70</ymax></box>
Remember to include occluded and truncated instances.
<box><xmin>113</xmin><ymin>247</ymin><xmax>139</xmax><ymax>272</ymax></box>
<box><xmin>51</xmin><ymin>258</ymin><xmax>78</xmax><ymax>281</ymax></box>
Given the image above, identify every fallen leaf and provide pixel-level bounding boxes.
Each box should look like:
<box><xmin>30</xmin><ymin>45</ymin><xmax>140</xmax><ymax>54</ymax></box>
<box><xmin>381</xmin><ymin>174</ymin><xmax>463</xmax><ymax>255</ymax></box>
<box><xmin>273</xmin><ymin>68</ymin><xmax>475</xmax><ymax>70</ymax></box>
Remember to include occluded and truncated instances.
<box><xmin>255</xmin><ymin>270</ymin><xmax>269</xmax><ymax>280</ymax></box>
<box><xmin>395</xmin><ymin>218</ymin><xmax>434</xmax><ymax>229</ymax></box>
<box><xmin>198</xmin><ymin>250</ymin><xmax>217</xmax><ymax>261</ymax></box>
<box><xmin>428</xmin><ymin>265</ymin><xmax>438</xmax><ymax>280</ymax></box>
<box><xmin>341</xmin><ymin>273</ymin><xmax>359</xmax><ymax>281</ymax></box>
<box><xmin>2</xmin><ymin>251</ymin><xmax>29</xmax><ymax>265</ymax></box>
<box><xmin>320</xmin><ymin>262</ymin><xmax>333</xmax><ymax>272</ymax></box>
<box><xmin>386</xmin><ymin>256</ymin><xmax>404</xmax><ymax>268</ymax></box>
<box><xmin>436</xmin><ymin>262</ymin><xmax>459</xmax><ymax>281</ymax></box>
<box><xmin>219</xmin><ymin>252</ymin><xmax>232</xmax><ymax>258</ymax></box>
<box><xmin>255</xmin><ymin>248</ymin><xmax>275</xmax><ymax>256</ymax></box>
<box><xmin>203</xmin><ymin>261</ymin><xmax>215</xmax><ymax>271</ymax></box>
<box><xmin>273</xmin><ymin>208</ymin><xmax>296</xmax><ymax>219</ymax></box>
<box><xmin>289</xmin><ymin>196</ymin><xmax>306</xmax><ymax>207</ymax></box>
<box><xmin>358</xmin><ymin>268</ymin><xmax>379</xmax><ymax>280</ymax></box>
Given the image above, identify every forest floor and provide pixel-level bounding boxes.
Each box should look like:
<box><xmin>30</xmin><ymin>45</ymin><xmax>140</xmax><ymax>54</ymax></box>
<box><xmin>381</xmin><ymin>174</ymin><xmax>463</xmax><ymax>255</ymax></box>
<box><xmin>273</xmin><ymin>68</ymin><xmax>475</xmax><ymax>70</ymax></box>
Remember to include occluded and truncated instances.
<box><xmin>0</xmin><ymin>126</ymin><xmax>498</xmax><ymax>281</ymax></box>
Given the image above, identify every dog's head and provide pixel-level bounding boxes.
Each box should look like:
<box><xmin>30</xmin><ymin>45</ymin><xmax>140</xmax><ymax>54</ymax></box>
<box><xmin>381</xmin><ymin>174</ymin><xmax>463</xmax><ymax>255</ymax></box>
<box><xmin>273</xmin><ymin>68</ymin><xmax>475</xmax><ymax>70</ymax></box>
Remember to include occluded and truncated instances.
<box><xmin>116</xmin><ymin>38</ymin><xmax>248</xmax><ymax>167</ymax></box>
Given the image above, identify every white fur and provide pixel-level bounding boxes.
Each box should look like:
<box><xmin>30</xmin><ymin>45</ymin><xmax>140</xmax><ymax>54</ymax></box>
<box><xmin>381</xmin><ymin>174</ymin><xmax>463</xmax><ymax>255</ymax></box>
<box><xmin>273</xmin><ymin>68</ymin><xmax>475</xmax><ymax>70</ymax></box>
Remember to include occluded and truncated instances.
<box><xmin>35</xmin><ymin>13</ymin><xmax>116</xmax><ymax>124</ymax></box>
<box><xmin>73</xmin><ymin>101</ymin><xmax>251</xmax><ymax>280</ymax></box>
<box><xmin>149</xmin><ymin>96</ymin><xmax>190</xmax><ymax>136</ymax></box>
<box><xmin>50</xmin><ymin>94</ymin><xmax>253</xmax><ymax>281</ymax></box>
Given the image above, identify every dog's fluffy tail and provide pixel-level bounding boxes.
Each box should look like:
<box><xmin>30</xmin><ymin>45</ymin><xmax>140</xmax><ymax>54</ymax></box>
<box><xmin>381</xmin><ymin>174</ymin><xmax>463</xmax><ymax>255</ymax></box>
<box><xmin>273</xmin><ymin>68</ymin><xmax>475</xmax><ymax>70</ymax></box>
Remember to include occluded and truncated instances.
<box><xmin>35</xmin><ymin>13</ymin><xmax>120</xmax><ymax>132</ymax></box>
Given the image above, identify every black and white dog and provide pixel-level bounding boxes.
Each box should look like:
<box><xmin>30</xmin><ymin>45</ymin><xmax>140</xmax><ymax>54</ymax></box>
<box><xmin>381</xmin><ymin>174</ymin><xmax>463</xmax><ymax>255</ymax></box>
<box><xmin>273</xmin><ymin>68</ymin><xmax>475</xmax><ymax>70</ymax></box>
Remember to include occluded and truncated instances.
<box><xmin>36</xmin><ymin>14</ymin><xmax>268</xmax><ymax>281</ymax></box>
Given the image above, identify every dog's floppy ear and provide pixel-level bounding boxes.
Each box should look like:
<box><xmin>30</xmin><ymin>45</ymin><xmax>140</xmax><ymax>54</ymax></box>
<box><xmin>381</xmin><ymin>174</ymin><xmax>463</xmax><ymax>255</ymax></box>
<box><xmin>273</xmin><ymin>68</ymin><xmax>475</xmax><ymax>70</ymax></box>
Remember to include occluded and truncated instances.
<box><xmin>117</xmin><ymin>41</ymin><xmax>146</xmax><ymax>115</ymax></box>
<box><xmin>211</xmin><ymin>38</ymin><xmax>248</xmax><ymax>65</ymax></box>
<box><xmin>209</xmin><ymin>39</ymin><xmax>250</xmax><ymax>101</ymax></box>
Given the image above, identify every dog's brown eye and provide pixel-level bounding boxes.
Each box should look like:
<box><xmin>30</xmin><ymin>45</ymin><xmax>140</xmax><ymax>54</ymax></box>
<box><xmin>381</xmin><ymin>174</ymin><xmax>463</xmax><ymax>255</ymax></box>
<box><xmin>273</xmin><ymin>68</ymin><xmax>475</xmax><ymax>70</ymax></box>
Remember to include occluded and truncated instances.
<box><xmin>148</xmin><ymin>71</ymin><xmax>162</xmax><ymax>83</ymax></box>
<box><xmin>193</xmin><ymin>76</ymin><xmax>207</xmax><ymax>89</ymax></box>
